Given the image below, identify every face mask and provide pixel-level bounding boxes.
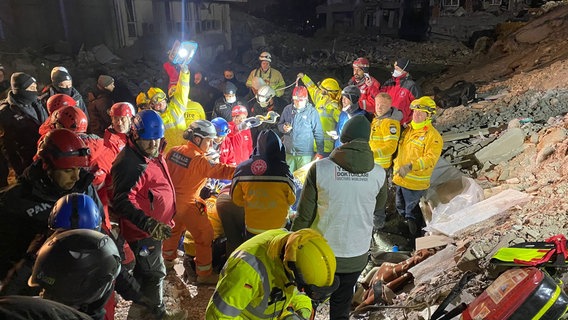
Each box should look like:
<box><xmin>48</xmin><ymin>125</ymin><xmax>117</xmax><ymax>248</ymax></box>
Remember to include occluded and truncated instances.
<box><xmin>226</xmin><ymin>96</ymin><xmax>236</xmax><ymax>104</ymax></box>
<box><xmin>392</xmin><ymin>70</ymin><xmax>404</xmax><ymax>78</ymax></box>
<box><xmin>17</xmin><ymin>90</ymin><xmax>39</xmax><ymax>104</ymax></box>
<box><xmin>296</xmin><ymin>100</ymin><xmax>307</xmax><ymax>109</ymax></box>
<box><xmin>56</xmin><ymin>86</ymin><xmax>73</xmax><ymax>96</ymax></box>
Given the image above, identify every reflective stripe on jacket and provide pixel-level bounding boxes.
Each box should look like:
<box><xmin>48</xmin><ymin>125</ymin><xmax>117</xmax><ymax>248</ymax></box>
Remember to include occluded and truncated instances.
<box><xmin>392</xmin><ymin>125</ymin><xmax>443</xmax><ymax>190</ymax></box>
<box><xmin>206</xmin><ymin>229</ymin><xmax>312</xmax><ymax>319</ymax></box>
<box><xmin>370</xmin><ymin>108</ymin><xmax>402</xmax><ymax>169</ymax></box>
<box><xmin>162</xmin><ymin>70</ymin><xmax>190</xmax><ymax>152</ymax></box>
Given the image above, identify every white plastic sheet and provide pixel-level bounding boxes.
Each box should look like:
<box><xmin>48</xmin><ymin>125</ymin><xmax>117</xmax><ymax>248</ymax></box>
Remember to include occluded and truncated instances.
<box><xmin>429</xmin><ymin>188</ymin><xmax>531</xmax><ymax>237</ymax></box>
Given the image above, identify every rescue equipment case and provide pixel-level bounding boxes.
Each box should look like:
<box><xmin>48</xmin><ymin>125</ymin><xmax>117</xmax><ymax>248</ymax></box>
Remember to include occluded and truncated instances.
<box><xmin>462</xmin><ymin>267</ymin><xmax>568</xmax><ymax>320</ymax></box>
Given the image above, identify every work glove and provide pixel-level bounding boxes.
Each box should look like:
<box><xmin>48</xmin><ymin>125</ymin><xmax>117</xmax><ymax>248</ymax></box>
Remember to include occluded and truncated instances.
<box><xmin>296</xmin><ymin>73</ymin><xmax>305</xmax><ymax>80</ymax></box>
<box><xmin>283</xmin><ymin>307</ymin><xmax>311</xmax><ymax>320</ymax></box>
<box><xmin>398</xmin><ymin>163</ymin><xmax>412</xmax><ymax>178</ymax></box>
<box><xmin>143</xmin><ymin>218</ymin><xmax>172</xmax><ymax>241</ymax></box>
<box><xmin>180</xmin><ymin>64</ymin><xmax>189</xmax><ymax>73</ymax></box>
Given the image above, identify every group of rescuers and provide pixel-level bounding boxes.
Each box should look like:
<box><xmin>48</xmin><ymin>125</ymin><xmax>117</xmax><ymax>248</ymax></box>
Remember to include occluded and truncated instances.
<box><xmin>0</xmin><ymin>51</ymin><xmax>442</xmax><ymax>320</ymax></box>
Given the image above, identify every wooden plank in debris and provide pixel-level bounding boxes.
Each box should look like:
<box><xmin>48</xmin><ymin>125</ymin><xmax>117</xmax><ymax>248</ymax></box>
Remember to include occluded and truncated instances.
<box><xmin>415</xmin><ymin>234</ymin><xmax>453</xmax><ymax>250</ymax></box>
<box><xmin>442</xmin><ymin>128</ymin><xmax>490</xmax><ymax>142</ymax></box>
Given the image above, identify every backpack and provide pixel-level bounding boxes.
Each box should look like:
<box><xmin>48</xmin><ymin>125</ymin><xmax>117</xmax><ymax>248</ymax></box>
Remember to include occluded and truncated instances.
<box><xmin>433</xmin><ymin>80</ymin><xmax>477</xmax><ymax>109</ymax></box>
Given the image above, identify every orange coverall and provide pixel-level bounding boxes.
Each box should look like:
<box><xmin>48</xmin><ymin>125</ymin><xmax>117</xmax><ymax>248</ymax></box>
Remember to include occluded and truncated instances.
<box><xmin>163</xmin><ymin>142</ymin><xmax>235</xmax><ymax>276</ymax></box>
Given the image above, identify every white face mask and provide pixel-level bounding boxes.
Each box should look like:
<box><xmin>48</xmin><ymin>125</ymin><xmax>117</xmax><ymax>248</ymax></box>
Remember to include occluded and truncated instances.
<box><xmin>225</xmin><ymin>96</ymin><xmax>236</xmax><ymax>104</ymax></box>
<box><xmin>295</xmin><ymin>100</ymin><xmax>307</xmax><ymax>109</ymax></box>
<box><xmin>392</xmin><ymin>69</ymin><xmax>404</xmax><ymax>78</ymax></box>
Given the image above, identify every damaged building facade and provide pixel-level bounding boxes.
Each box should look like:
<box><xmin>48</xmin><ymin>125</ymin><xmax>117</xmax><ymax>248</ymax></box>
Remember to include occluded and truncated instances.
<box><xmin>0</xmin><ymin>0</ymin><xmax>245</xmax><ymax>59</ymax></box>
<box><xmin>316</xmin><ymin>0</ymin><xmax>525</xmax><ymax>41</ymax></box>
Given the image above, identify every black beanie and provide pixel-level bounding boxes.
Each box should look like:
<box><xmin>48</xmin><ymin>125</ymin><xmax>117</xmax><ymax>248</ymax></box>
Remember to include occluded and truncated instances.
<box><xmin>340</xmin><ymin>115</ymin><xmax>371</xmax><ymax>143</ymax></box>
<box><xmin>396</xmin><ymin>58</ymin><xmax>410</xmax><ymax>71</ymax></box>
<box><xmin>51</xmin><ymin>69</ymin><xmax>72</xmax><ymax>85</ymax></box>
<box><xmin>11</xmin><ymin>72</ymin><xmax>36</xmax><ymax>94</ymax></box>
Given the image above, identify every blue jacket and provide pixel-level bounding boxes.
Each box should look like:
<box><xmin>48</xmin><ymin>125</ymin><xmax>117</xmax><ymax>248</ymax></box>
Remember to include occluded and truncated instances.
<box><xmin>335</xmin><ymin>108</ymin><xmax>368</xmax><ymax>148</ymax></box>
<box><xmin>277</xmin><ymin>103</ymin><xmax>324</xmax><ymax>156</ymax></box>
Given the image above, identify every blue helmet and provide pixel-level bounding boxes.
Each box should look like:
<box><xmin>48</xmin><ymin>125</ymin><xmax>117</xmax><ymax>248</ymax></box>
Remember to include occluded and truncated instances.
<box><xmin>48</xmin><ymin>193</ymin><xmax>102</xmax><ymax>231</ymax></box>
<box><xmin>131</xmin><ymin>109</ymin><xmax>164</xmax><ymax>140</ymax></box>
<box><xmin>211</xmin><ymin>117</ymin><xmax>230</xmax><ymax>137</ymax></box>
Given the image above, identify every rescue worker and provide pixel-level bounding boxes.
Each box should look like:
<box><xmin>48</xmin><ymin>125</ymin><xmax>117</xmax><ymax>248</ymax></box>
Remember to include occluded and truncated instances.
<box><xmin>379</xmin><ymin>58</ymin><xmax>422</xmax><ymax>126</ymax></box>
<box><xmin>249</xmin><ymin>85</ymin><xmax>286</xmax><ymax>147</ymax></box>
<box><xmin>277</xmin><ymin>86</ymin><xmax>325</xmax><ymax>172</ymax></box>
<box><xmin>163</xmin><ymin>52</ymin><xmax>179</xmax><ymax>91</ymax></box>
<box><xmin>111</xmin><ymin>110</ymin><xmax>187</xmax><ymax>320</ymax></box>
<box><xmin>183</xmin><ymin>95</ymin><xmax>206</xmax><ymax>128</ymax></box>
<box><xmin>393</xmin><ymin>96</ymin><xmax>442</xmax><ymax>239</ymax></box>
<box><xmin>163</xmin><ymin>120</ymin><xmax>235</xmax><ymax>284</ymax></box>
<box><xmin>297</xmin><ymin>73</ymin><xmax>341</xmax><ymax>155</ymax></box>
<box><xmin>206</xmin><ymin>228</ymin><xmax>338</xmax><ymax>319</ymax></box>
<box><xmin>146</xmin><ymin>64</ymin><xmax>190</xmax><ymax>152</ymax></box>
<box><xmin>347</xmin><ymin>57</ymin><xmax>380</xmax><ymax>113</ymax></box>
<box><xmin>232</xmin><ymin>129</ymin><xmax>296</xmax><ymax>238</ymax></box>
<box><xmin>0</xmin><ymin>229</ymin><xmax>121</xmax><ymax>320</ymax></box>
<box><xmin>369</xmin><ymin>93</ymin><xmax>403</xmax><ymax>230</ymax></box>
<box><xmin>228</xmin><ymin>105</ymin><xmax>253</xmax><ymax>164</ymax></box>
<box><xmin>212</xmin><ymin>82</ymin><xmax>246</xmax><ymax>122</ymax></box>
<box><xmin>0</xmin><ymin>72</ymin><xmax>48</xmax><ymax>180</ymax></box>
<box><xmin>292</xmin><ymin>116</ymin><xmax>387</xmax><ymax>320</ymax></box>
<box><xmin>246</xmin><ymin>52</ymin><xmax>286</xmax><ymax>97</ymax></box>
<box><xmin>40</xmin><ymin>66</ymin><xmax>88</xmax><ymax>119</ymax></box>
<box><xmin>136</xmin><ymin>92</ymin><xmax>150</xmax><ymax>111</ymax></box>
<box><xmin>30</xmin><ymin>229</ymin><xmax>121</xmax><ymax>320</ymax></box>
<box><xmin>334</xmin><ymin>85</ymin><xmax>368</xmax><ymax>148</ymax></box>
<box><xmin>87</xmin><ymin>75</ymin><xmax>115</xmax><ymax>137</ymax></box>
<box><xmin>0</xmin><ymin>128</ymin><xmax>100</xmax><ymax>282</ymax></box>
<box><xmin>244</xmin><ymin>77</ymin><xmax>266</xmax><ymax>110</ymax></box>
<box><xmin>39</xmin><ymin>93</ymin><xmax>78</xmax><ymax>136</ymax></box>
<box><xmin>211</xmin><ymin>117</ymin><xmax>236</xmax><ymax>165</ymax></box>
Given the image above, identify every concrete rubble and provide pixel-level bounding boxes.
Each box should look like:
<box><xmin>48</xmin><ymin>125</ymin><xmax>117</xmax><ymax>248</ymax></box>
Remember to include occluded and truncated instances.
<box><xmin>3</xmin><ymin>2</ymin><xmax>568</xmax><ymax>320</ymax></box>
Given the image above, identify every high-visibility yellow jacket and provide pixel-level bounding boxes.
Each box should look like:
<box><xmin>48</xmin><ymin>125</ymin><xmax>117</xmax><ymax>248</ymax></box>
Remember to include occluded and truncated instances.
<box><xmin>301</xmin><ymin>74</ymin><xmax>340</xmax><ymax>153</ymax></box>
<box><xmin>369</xmin><ymin>108</ymin><xmax>402</xmax><ymax>169</ymax></box>
<box><xmin>392</xmin><ymin>124</ymin><xmax>443</xmax><ymax>190</ymax></box>
<box><xmin>206</xmin><ymin>229</ymin><xmax>312</xmax><ymax>319</ymax></box>
<box><xmin>246</xmin><ymin>67</ymin><xmax>286</xmax><ymax>97</ymax></box>
<box><xmin>162</xmin><ymin>70</ymin><xmax>190</xmax><ymax>153</ymax></box>
<box><xmin>183</xmin><ymin>100</ymin><xmax>206</xmax><ymax>128</ymax></box>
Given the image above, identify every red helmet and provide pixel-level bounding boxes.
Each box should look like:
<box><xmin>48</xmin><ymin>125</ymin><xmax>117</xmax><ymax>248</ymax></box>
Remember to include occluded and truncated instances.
<box><xmin>46</xmin><ymin>94</ymin><xmax>77</xmax><ymax>115</ymax></box>
<box><xmin>37</xmin><ymin>129</ymin><xmax>90</xmax><ymax>169</ymax></box>
<box><xmin>109</xmin><ymin>102</ymin><xmax>135</xmax><ymax>117</ymax></box>
<box><xmin>231</xmin><ymin>105</ymin><xmax>248</xmax><ymax>117</ymax></box>
<box><xmin>53</xmin><ymin>106</ymin><xmax>88</xmax><ymax>133</ymax></box>
<box><xmin>353</xmin><ymin>57</ymin><xmax>370</xmax><ymax>71</ymax></box>
<box><xmin>292</xmin><ymin>86</ymin><xmax>308</xmax><ymax>100</ymax></box>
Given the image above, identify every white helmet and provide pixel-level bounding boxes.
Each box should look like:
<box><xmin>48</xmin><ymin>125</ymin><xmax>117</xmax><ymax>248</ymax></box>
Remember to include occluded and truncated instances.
<box><xmin>259</xmin><ymin>52</ymin><xmax>272</xmax><ymax>62</ymax></box>
<box><xmin>183</xmin><ymin>120</ymin><xmax>217</xmax><ymax>141</ymax></box>
<box><xmin>256</xmin><ymin>85</ymin><xmax>276</xmax><ymax>108</ymax></box>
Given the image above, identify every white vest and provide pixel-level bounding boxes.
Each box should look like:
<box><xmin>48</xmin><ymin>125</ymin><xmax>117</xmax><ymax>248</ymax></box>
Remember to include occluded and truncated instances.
<box><xmin>314</xmin><ymin>158</ymin><xmax>386</xmax><ymax>258</ymax></box>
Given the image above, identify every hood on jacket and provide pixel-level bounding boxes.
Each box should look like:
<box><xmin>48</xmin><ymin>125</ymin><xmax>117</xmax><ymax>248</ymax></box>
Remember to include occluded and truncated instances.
<box><xmin>331</xmin><ymin>116</ymin><xmax>374</xmax><ymax>173</ymax></box>
<box><xmin>380</xmin><ymin>107</ymin><xmax>403</xmax><ymax>122</ymax></box>
<box><xmin>255</xmin><ymin>129</ymin><xmax>285</xmax><ymax>162</ymax></box>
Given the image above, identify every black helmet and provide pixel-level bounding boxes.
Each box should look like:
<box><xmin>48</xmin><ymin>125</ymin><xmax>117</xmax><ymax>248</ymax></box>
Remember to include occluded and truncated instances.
<box><xmin>29</xmin><ymin>229</ymin><xmax>121</xmax><ymax>306</ymax></box>
<box><xmin>341</xmin><ymin>85</ymin><xmax>361</xmax><ymax>104</ymax></box>
<box><xmin>223</xmin><ymin>82</ymin><xmax>237</xmax><ymax>95</ymax></box>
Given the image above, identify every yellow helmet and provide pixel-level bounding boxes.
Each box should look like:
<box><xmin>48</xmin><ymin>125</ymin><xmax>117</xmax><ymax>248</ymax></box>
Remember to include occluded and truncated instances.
<box><xmin>147</xmin><ymin>87</ymin><xmax>167</xmax><ymax>104</ymax></box>
<box><xmin>320</xmin><ymin>78</ymin><xmax>341</xmax><ymax>101</ymax></box>
<box><xmin>410</xmin><ymin>96</ymin><xmax>437</xmax><ymax>114</ymax></box>
<box><xmin>136</xmin><ymin>92</ymin><xmax>149</xmax><ymax>109</ymax></box>
<box><xmin>284</xmin><ymin>229</ymin><xmax>338</xmax><ymax>302</ymax></box>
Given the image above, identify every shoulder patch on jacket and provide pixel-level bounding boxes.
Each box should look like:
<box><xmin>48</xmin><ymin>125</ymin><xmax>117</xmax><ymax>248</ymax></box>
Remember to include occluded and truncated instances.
<box><xmin>251</xmin><ymin>159</ymin><xmax>268</xmax><ymax>176</ymax></box>
<box><xmin>168</xmin><ymin>151</ymin><xmax>191</xmax><ymax>168</ymax></box>
<box><xmin>389</xmin><ymin>125</ymin><xmax>397</xmax><ymax>134</ymax></box>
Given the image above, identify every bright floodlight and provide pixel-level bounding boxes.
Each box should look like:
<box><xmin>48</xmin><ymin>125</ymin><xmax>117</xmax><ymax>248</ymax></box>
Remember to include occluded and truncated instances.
<box><xmin>178</xmin><ymin>48</ymin><xmax>189</xmax><ymax>58</ymax></box>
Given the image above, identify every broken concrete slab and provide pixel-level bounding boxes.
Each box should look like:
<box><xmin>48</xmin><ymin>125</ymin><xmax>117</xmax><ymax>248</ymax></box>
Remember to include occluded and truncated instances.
<box><xmin>475</xmin><ymin>127</ymin><xmax>525</xmax><ymax>167</ymax></box>
<box><xmin>409</xmin><ymin>245</ymin><xmax>456</xmax><ymax>285</ymax></box>
<box><xmin>91</xmin><ymin>44</ymin><xmax>121</xmax><ymax>64</ymax></box>
<box><xmin>429</xmin><ymin>188</ymin><xmax>531</xmax><ymax>237</ymax></box>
